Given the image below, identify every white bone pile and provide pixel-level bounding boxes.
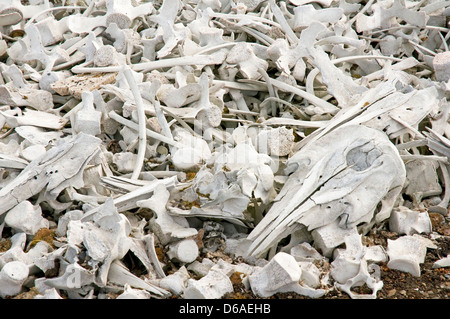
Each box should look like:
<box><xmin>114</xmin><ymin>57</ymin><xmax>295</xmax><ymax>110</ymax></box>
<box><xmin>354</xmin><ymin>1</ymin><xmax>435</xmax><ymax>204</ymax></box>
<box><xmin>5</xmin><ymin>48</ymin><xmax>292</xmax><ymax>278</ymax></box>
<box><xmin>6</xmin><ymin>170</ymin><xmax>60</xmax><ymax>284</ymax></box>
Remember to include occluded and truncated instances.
<box><xmin>0</xmin><ymin>0</ymin><xmax>449</xmax><ymax>300</ymax></box>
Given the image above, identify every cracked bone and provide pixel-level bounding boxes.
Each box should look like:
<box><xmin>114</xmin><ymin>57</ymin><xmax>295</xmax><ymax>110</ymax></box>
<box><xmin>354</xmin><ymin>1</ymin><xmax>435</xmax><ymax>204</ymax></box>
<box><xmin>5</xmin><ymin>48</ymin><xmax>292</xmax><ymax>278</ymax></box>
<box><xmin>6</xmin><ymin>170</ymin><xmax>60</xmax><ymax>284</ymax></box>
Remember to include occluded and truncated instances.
<box><xmin>15</xmin><ymin>126</ymin><xmax>63</xmax><ymax>146</ymax></box>
<box><xmin>247</xmin><ymin>125</ymin><xmax>406</xmax><ymax>258</ymax></box>
<box><xmin>0</xmin><ymin>132</ymin><xmax>101</xmax><ymax>216</ymax></box>
<box><xmin>167</xmin><ymin>238</ymin><xmax>199</xmax><ymax>264</ymax></box>
<box><xmin>387</xmin><ymin>235</ymin><xmax>437</xmax><ymax>277</ymax></box>
<box><xmin>0</xmin><ymin>261</ymin><xmax>29</xmax><ymax>298</ymax></box>
<box><xmin>308</xmin><ymin>46</ymin><xmax>367</xmax><ymax>107</ymax></box>
<box><xmin>331</xmin><ymin>234</ymin><xmax>384</xmax><ymax>299</ymax></box>
<box><xmin>184</xmin><ymin>269</ymin><xmax>233</xmax><ymax>299</ymax></box>
<box><xmin>389</xmin><ymin>206</ymin><xmax>432</xmax><ymax>235</ymax></box>
<box><xmin>4</xmin><ymin>200</ymin><xmax>49</xmax><ymax>236</ymax></box>
<box><xmin>353</xmin><ymin>86</ymin><xmax>439</xmax><ymax>140</ymax></box>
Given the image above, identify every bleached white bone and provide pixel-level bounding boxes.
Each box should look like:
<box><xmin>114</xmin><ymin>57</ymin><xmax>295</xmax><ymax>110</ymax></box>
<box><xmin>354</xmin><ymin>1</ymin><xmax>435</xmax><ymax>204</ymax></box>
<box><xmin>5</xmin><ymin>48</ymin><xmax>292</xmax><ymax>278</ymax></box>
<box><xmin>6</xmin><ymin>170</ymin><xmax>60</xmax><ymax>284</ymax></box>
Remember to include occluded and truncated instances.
<box><xmin>116</xmin><ymin>284</ymin><xmax>151</xmax><ymax>299</ymax></box>
<box><xmin>248</xmin><ymin>252</ymin><xmax>325</xmax><ymax>298</ymax></box>
<box><xmin>105</xmin><ymin>260</ymin><xmax>169</xmax><ymax>297</ymax></box>
<box><xmin>355</xmin><ymin>0</ymin><xmax>428</xmax><ymax>33</ymax></box>
<box><xmin>73</xmin><ymin>91</ymin><xmax>102</xmax><ymax>136</ymax></box>
<box><xmin>387</xmin><ymin>235</ymin><xmax>437</xmax><ymax>277</ymax></box>
<box><xmin>433</xmin><ymin>51</ymin><xmax>450</xmax><ymax>82</ymax></box>
<box><xmin>389</xmin><ymin>206</ymin><xmax>432</xmax><ymax>235</ymax></box>
<box><xmin>184</xmin><ymin>269</ymin><xmax>233</xmax><ymax>299</ymax></box>
<box><xmin>0</xmin><ymin>261</ymin><xmax>29</xmax><ymax>298</ymax></box>
<box><xmin>0</xmin><ymin>109</ymin><xmax>67</xmax><ymax>130</ymax></box>
<box><xmin>4</xmin><ymin>200</ymin><xmax>49</xmax><ymax>235</ymax></box>
<box><xmin>159</xmin><ymin>266</ymin><xmax>190</xmax><ymax>296</ymax></box>
<box><xmin>0</xmin><ymin>83</ymin><xmax>53</xmax><ymax>112</ymax></box>
<box><xmin>34</xmin><ymin>288</ymin><xmax>63</xmax><ymax>299</ymax></box>
<box><xmin>0</xmin><ymin>133</ymin><xmax>101</xmax><ymax>216</ymax></box>
<box><xmin>137</xmin><ymin>183</ymin><xmax>197</xmax><ymax>245</ymax></box>
<box><xmin>34</xmin><ymin>262</ymin><xmax>96</xmax><ymax>294</ymax></box>
<box><xmin>247</xmin><ymin>125</ymin><xmax>406</xmax><ymax>258</ymax></box>
<box><xmin>167</xmin><ymin>238</ymin><xmax>199</xmax><ymax>264</ymax></box>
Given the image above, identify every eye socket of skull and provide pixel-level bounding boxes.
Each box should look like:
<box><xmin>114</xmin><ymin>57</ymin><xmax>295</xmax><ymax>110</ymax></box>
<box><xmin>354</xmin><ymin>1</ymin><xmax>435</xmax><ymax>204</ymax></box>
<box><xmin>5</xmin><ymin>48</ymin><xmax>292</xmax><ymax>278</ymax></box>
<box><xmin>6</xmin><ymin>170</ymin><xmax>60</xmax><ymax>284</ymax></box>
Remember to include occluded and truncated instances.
<box><xmin>346</xmin><ymin>141</ymin><xmax>382</xmax><ymax>171</ymax></box>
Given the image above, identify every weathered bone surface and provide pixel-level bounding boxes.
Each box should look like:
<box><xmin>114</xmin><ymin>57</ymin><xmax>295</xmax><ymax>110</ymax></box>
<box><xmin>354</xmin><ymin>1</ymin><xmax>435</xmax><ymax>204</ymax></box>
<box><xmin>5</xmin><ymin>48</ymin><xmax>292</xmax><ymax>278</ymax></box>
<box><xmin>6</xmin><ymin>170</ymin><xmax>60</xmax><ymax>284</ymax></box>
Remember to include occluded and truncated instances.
<box><xmin>0</xmin><ymin>0</ymin><xmax>448</xmax><ymax>301</ymax></box>
<box><xmin>0</xmin><ymin>133</ymin><xmax>101</xmax><ymax>216</ymax></box>
<box><xmin>246</xmin><ymin>125</ymin><xmax>406</xmax><ymax>258</ymax></box>
<box><xmin>331</xmin><ymin>233</ymin><xmax>384</xmax><ymax>299</ymax></box>
<box><xmin>387</xmin><ymin>235</ymin><xmax>437</xmax><ymax>277</ymax></box>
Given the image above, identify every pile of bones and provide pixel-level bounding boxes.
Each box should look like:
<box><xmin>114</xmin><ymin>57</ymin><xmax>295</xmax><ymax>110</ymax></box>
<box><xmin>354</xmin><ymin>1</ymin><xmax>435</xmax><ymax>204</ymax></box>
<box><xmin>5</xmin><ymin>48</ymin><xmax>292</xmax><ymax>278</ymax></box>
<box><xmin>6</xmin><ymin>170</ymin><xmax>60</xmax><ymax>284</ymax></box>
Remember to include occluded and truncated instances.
<box><xmin>0</xmin><ymin>0</ymin><xmax>449</xmax><ymax>299</ymax></box>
